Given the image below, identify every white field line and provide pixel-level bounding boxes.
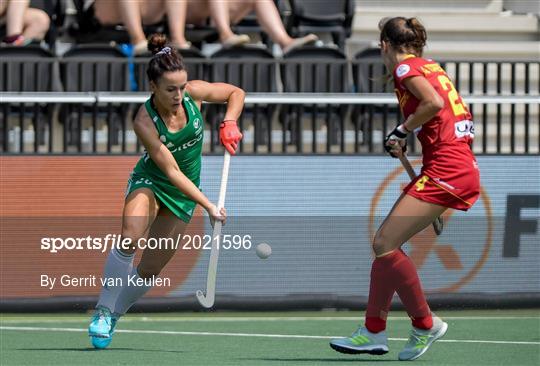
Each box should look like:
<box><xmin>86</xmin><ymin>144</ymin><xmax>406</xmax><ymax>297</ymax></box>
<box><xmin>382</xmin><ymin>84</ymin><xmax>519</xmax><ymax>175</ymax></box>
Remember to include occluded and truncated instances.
<box><xmin>1</xmin><ymin>316</ymin><xmax>539</xmax><ymax>324</ymax></box>
<box><xmin>1</xmin><ymin>326</ymin><xmax>539</xmax><ymax>346</ymax></box>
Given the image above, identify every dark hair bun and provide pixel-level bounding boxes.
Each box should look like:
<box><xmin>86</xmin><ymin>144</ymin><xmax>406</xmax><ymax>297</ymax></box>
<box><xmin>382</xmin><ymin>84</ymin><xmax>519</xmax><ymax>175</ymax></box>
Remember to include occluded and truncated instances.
<box><xmin>379</xmin><ymin>16</ymin><xmax>427</xmax><ymax>57</ymax></box>
<box><xmin>148</xmin><ymin>33</ymin><xmax>168</xmax><ymax>55</ymax></box>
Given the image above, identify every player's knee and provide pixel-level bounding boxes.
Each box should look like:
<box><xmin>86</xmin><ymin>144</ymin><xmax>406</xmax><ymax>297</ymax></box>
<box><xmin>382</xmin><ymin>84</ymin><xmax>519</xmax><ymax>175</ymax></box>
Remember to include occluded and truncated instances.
<box><xmin>122</xmin><ymin>221</ymin><xmax>146</xmax><ymax>247</ymax></box>
<box><xmin>137</xmin><ymin>263</ymin><xmax>163</xmax><ymax>279</ymax></box>
<box><xmin>27</xmin><ymin>9</ymin><xmax>50</xmax><ymax>34</ymax></box>
<box><xmin>372</xmin><ymin>230</ymin><xmax>394</xmax><ymax>255</ymax></box>
<box><xmin>36</xmin><ymin>10</ymin><xmax>51</xmax><ymax>28</ymax></box>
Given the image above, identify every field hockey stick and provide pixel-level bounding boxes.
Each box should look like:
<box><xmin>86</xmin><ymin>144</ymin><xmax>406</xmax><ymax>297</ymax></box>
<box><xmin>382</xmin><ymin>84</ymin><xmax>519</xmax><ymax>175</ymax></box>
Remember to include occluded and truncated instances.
<box><xmin>398</xmin><ymin>155</ymin><xmax>444</xmax><ymax>236</ymax></box>
<box><xmin>196</xmin><ymin>151</ymin><xmax>231</xmax><ymax>308</ymax></box>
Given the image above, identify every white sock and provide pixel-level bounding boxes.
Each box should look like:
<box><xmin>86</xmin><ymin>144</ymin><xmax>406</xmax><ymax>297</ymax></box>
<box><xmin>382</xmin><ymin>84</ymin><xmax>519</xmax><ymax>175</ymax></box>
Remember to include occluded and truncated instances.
<box><xmin>113</xmin><ymin>267</ymin><xmax>153</xmax><ymax>316</ymax></box>
<box><xmin>96</xmin><ymin>247</ymin><xmax>134</xmax><ymax>312</ymax></box>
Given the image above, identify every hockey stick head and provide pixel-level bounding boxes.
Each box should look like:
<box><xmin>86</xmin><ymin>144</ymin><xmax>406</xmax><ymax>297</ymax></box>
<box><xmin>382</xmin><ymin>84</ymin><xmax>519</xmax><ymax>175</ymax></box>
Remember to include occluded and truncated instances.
<box><xmin>196</xmin><ymin>290</ymin><xmax>214</xmax><ymax>308</ymax></box>
<box><xmin>433</xmin><ymin>216</ymin><xmax>444</xmax><ymax>236</ymax></box>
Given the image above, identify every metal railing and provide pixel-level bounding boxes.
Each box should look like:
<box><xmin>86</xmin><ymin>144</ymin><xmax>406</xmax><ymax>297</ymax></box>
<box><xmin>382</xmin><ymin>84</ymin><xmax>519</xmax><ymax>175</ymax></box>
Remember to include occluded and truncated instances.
<box><xmin>2</xmin><ymin>57</ymin><xmax>538</xmax><ymax>92</ymax></box>
<box><xmin>1</xmin><ymin>53</ymin><xmax>538</xmax><ymax>155</ymax></box>
<box><xmin>1</xmin><ymin>92</ymin><xmax>538</xmax><ymax>154</ymax></box>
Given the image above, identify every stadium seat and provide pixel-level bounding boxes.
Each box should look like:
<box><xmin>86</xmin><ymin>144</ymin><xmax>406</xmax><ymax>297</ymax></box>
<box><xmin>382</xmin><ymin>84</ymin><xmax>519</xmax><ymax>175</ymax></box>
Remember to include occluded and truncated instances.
<box><xmin>280</xmin><ymin>46</ymin><xmax>350</xmax><ymax>151</ymax></box>
<box><xmin>352</xmin><ymin>47</ymin><xmax>391</xmax><ymax>94</ymax></box>
<box><xmin>352</xmin><ymin>47</ymin><xmax>401</xmax><ymax>152</ymax></box>
<box><xmin>0</xmin><ymin>45</ymin><xmax>57</xmax><ymax>151</ymax></box>
<box><xmin>184</xmin><ymin>24</ymin><xmax>219</xmax><ymax>50</ymax></box>
<box><xmin>32</xmin><ymin>0</ymin><xmax>64</xmax><ymax>50</ymax></box>
<box><xmin>60</xmin><ymin>44</ymin><xmax>129</xmax><ymax>150</ymax></box>
<box><xmin>287</xmin><ymin>0</ymin><xmax>355</xmax><ymax>51</ymax></box>
<box><xmin>61</xmin><ymin>44</ymin><xmax>129</xmax><ymax>91</ymax></box>
<box><xmin>210</xmin><ymin>46</ymin><xmax>276</xmax><ymax>92</ymax></box>
<box><xmin>0</xmin><ymin>45</ymin><xmax>56</xmax><ymax>91</ymax></box>
<box><xmin>69</xmin><ymin>0</ymin><xmax>166</xmax><ymax>44</ymax></box>
<box><xmin>281</xmin><ymin>46</ymin><xmax>348</xmax><ymax>92</ymax></box>
<box><xmin>134</xmin><ymin>47</ymin><xmax>208</xmax><ymax>92</ymax></box>
<box><xmin>209</xmin><ymin>45</ymin><xmax>277</xmax><ymax>152</ymax></box>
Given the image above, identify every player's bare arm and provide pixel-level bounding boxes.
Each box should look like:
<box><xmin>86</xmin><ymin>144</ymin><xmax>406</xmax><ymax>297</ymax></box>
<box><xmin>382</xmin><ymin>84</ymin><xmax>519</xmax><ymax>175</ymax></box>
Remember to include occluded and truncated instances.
<box><xmin>132</xmin><ymin>105</ymin><xmax>213</xmax><ymax>212</ymax></box>
<box><xmin>186</xmin><ymin>80</ymin><xmax>245</xmax><ymax>120</ymax></box>
<box><xmin>401</xmin><ymin>76</ymin><xmax>444</xmax><ymax>131</ymax></box>
<box><xmin>187</xmin><ymin>80</ymin><xmax>245</xmax><ymax>154</ymax></box>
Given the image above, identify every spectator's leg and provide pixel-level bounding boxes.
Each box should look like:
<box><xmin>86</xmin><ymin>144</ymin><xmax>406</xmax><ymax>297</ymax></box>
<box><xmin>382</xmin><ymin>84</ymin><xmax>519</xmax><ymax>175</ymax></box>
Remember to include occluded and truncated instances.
<box><xmin>207</xmin><ymin>0</ymin><xmax>249</xmax><ymax>46</ymax></box>
<box><xmin>5</xmin><ymin>0</ymin><xmax>29</xmax><ymax>36</ymax></box>
<box><xmin>250</xmin><ymin>0</ymin><xmax>318</xmax><ymax>53</ymax></box>
<box><xmin>185</xmin><ymin>0</ymin><xmax>211</xmax><ymax>26</ymax></box>
<box><xmin>21</xmin><ymin>7</ymin><xmax>50</xmax><ymax>41</ymax></box>
<box><xmin>249</xmin><ymin>0</ymin><xmax>291</xmax><ymax>47</ymax></box>
<box><xmin>164</xmin><ymin>0</ymin><xmax>190</xmax><ymax>49</ymax></box>
<box><xmin>0</xmin><ymin>0</ymin><xmax>7</xmax><ymax>16</ymax></box>
<box><xmin>208</xmin><ymin>0</ymin><xmax>234</xmax><ymax>41</ymax></box>
<box><xmin>94</xmin><ymin>0</ymin><xmax>147</xmax><ymax>46</ymax></box>
<box><xmin>139</xmin><ymin>0</ymin><xmax>167</xmax><ymax>25</ymax></box>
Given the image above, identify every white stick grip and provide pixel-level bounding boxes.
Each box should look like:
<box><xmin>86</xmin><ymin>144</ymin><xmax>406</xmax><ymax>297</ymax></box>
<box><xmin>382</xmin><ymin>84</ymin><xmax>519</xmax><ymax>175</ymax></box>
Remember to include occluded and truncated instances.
<box><xmin>196</xmin><ymin>151</ymin><xmax>231</xmax><ymax>308</ymax></box>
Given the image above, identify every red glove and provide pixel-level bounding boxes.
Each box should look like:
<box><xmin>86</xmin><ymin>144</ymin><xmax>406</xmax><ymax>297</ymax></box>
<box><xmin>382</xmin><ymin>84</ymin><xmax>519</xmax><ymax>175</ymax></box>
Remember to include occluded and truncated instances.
<box><xmin>219</xmin><ymin>120</ymin><xmax>243</xmax><ymax>155</ymax></box>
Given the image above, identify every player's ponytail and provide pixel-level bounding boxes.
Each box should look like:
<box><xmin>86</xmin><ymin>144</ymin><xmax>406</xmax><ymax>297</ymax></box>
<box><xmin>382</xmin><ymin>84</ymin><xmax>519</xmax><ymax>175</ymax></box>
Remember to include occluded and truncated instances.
<box><xmin>406</xmin><ymin>18</ymin><xmax>427</xmax><ymax>55</ymax></box>
<box><xmin>146</xmin><ymin>33</ymin><xmax>185</xmax><ymax>83</ymax></box>
<box><xmin>379</xmin><ymin>17</ymin><xmax>427</xmax><ymax>57</ymax></box>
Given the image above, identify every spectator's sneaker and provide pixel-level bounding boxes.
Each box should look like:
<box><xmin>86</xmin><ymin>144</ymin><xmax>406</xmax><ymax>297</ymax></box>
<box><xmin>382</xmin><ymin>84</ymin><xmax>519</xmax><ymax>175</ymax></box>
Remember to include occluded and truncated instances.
<box><xmin>330</xmin><ymin>326</ymin><xmax>389</xmax><ymax>355</ymax></box>
<box><xmin>282</xmin><ymin>34</ymin><xmax>318</xmax><ymax>54</ymax></box>
<box><xmin>89</xmin><ymin>306</ymin><xmax>114</xmax><ymax>349</ymax></box>
<box><xmin>133</xmin><ymin>40</ymin><xmax>149</xmax><ymax>56</ymax></box>
<box><xmin>398</xmin><ymin>315</ymin><xmax>448</xmax><ymax>361</ymax></box>
<box><xmin>222</xmin><ymin>34</ymin><xmax>250</xmax><ymax>48</ymax></box>
<box><xmin>172</xmin><ymin>41</ymin><xmax>192</xmax><ymax>50</ymax></box>
<box><xmin>2</xmin><ymin>34</ymin><xmax>31</xmax><ymax>46</ymax></box>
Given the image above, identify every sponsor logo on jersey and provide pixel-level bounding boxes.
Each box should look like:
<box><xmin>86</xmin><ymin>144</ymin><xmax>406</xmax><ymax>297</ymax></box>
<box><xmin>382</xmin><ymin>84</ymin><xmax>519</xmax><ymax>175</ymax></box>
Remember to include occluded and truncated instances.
<box><xmin>162</xmin><ymin>133</ymin><xmax>203</xmax><ymax>154</ymax></box>
<box><xmin>421</xmin><ymin>63</ymin><xmax>445</xmax><ymax>75</ymax></box>
<box><xmin>177</xmin><ymin>133</ymin><xmax>203</xmax><ymax>152</ymax></box>
<box><xmin>185</xmin><ymin>97</ymin><xmax>197</xmax><ymax>115</ymax></box>
<box><xmin>134</xmin><ymin>177</ymin><xmax>153</xmax><ymax>186</ymax></box>
<box><xmin>415</xmin><ymin>175</ymin><xmax>430</xmax><ymax>191</ymax></box>
<box><xmin>396</xmin><ymin>64</ymin><xmax>411</xmax><ymax>78</ymax></box>
<box><xmin>454</xmin><ymin>120</ymin><xmax>475</xmax><ymax>139</ymax></box>
<box><xmin>159</xmin><ymin>121</ymin><xmax>203</xmax><ymax>154</ymax></box>
<box><xmin>434</xmin><ymin>177</ymin><xmax>456</xmax><ymax>190</ymax></box>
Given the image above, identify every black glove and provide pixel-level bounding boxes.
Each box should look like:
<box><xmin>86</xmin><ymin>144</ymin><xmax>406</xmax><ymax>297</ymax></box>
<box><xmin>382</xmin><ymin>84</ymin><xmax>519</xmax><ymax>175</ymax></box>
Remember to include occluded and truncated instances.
<box><xmin>384</xmin><ymin>124</ymin><xmax>409</xmax><ymax>158</ymax></box>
